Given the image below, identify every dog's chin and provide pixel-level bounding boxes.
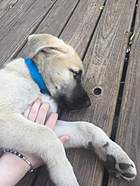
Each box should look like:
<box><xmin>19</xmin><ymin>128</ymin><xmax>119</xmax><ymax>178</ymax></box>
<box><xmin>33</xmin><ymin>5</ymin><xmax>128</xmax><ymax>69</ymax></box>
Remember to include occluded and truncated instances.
<box><xmin>55</xmin><ymin>93</ymin><xmax>91</xmax><ymax>112</ymax></box>
<box><xmin>58</xmin><ymin>101</ymin><xmax>91</xmax><ymax>112</ymax></box>
<box><xmin>67</xmin><ymin>104</ymin><xmax>90</xmax><ymax>112</ymax></box>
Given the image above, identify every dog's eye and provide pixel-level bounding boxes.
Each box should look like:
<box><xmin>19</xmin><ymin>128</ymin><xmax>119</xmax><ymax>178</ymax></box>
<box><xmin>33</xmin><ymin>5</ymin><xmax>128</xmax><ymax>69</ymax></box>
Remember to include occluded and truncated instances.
<box><xmin>69</xmin><ymin>69</ymin><xmax>82</xmax><ymax>82</ymax></box>
<box><xmin>73</xmin><ymin>72</ymin><xmax>81</xmax><ymax>80</ymax></box>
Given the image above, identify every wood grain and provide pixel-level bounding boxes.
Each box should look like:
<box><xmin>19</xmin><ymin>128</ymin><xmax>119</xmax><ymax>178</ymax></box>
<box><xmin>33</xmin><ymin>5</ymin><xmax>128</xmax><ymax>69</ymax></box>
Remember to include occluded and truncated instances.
<box><xmin>15</xmin><ymin>170</ymin><xmax>39</xmax><ymax>186</ymax></box>
<box><xmin>0</xmin><ymin>0</ymin><xmax>56</xmax><ymax>66</ymax></box>
<box><xmin>35</xmin><ymin>0</ymin><xmax>80</xmax><ymax>35</ymax></box>
<box><xmin>0</xmin><ymin>0</ymin><xmax>19</xmax><ymax>19</ymax></box>
<box><xmin>108</xmin><ymin>2</ymin><xmax>140</xmax><ymax>186</ymax></box>
<box><xmin>60</xmin><ymin>0</ymin><xmax>104</xmax><ymax>57</ymax></box>
<box><xmin>18</xmin><ymin>0</ymin><xmax>80</xmax><ymax>57</ymax></box>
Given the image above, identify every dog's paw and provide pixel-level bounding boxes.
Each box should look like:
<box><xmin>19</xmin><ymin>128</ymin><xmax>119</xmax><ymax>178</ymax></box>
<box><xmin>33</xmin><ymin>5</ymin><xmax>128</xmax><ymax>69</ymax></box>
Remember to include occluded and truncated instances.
<box><xmin>103</xmin><ymin>141</ymin><xmax>137</xmax><ymax>181</ymax></box>
<box><xmin>104</xmin><ymin>153</ymin><xmax>136</xmax><ymax>181</ymax></box>
<box><xmin>87</xmin><ymin>140</ymin><xmax>137</xmax><ymax>181</ymax></box>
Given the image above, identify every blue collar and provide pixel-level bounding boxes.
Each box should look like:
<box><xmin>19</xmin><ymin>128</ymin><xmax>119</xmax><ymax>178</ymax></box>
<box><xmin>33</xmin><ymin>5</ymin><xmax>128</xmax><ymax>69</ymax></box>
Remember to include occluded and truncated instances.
<box><xmin>24</xmin><ymin>58</ymin><xmax>51</xmax><ymax>95</ymax></box>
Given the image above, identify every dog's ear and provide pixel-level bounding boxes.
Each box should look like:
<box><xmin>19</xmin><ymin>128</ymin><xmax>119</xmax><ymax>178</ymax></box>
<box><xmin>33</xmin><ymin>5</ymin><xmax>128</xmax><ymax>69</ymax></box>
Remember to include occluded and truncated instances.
<box><xmin>27</xmin><ymin>34</ymin><xmax>70</xmax><ymax>58</ymax></box>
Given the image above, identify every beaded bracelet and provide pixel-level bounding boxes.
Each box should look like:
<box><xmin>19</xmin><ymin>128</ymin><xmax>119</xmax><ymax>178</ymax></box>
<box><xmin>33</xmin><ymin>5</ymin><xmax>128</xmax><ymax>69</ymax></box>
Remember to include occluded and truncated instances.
<box><xmin>1</xmin><ymin>148</ymin><xmax>34</xmax><ymax>173</ymax></box>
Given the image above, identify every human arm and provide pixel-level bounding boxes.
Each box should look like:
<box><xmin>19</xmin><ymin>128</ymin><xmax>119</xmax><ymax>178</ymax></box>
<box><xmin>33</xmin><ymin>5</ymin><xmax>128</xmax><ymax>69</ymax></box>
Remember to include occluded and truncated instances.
<box><xmin>0</xmin><ymin>99</ymin><xmax>69</xmax><ymax>186</ymax></box>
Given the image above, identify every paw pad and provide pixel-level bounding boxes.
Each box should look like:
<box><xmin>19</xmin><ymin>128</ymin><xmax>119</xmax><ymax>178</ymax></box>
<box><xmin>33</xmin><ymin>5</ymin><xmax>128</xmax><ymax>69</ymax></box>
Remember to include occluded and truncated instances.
<box><xmin>119</xmin><ymin>163</ymin><xmax>133</xmax><ymax>171</ymax></box>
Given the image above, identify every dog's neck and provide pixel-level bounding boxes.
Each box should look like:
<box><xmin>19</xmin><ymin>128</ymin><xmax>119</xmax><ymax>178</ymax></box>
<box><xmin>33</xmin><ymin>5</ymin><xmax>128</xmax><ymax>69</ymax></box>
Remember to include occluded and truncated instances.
<box><xmin>32</xmin><ymin>54</ymin><xmax>57</xmax><ymax>96</ymax></box>
<box><xmin>24</xmin><ymin>58</ymin><xmax>50</xmax><ymax>95</ymax></box>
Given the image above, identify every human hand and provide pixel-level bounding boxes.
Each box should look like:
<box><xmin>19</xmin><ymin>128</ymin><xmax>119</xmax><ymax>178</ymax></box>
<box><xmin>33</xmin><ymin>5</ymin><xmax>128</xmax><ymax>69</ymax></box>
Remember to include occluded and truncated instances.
<box><xmin>22</xmin><ymin>98</ymin><xmax>69</xmax><ymax>169</ymax></box>
<box><xmin>0</xmin><ymin>98</ymin><xmax>69</xmax><ymax>186</ymax></box>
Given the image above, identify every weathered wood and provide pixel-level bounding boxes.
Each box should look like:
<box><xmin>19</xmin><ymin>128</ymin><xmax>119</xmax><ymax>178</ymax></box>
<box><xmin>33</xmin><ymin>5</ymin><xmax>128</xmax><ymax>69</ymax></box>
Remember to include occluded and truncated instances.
<box><xmin>0</xmin><ymin>0</ymin><xmax>56</xmax><ymax>66</ymax></box>
<box><xmin>15</xmin><ymin>170</ymin><xmax>38</xmax><ymax>186</ymax></box>
<box><xmin>60</xmin><ymin>0</ymin><xmax>104</xmax><ymax>57</ymax></box>
<box><xmin>60</xmin><ymin>0</ymin><xmax>137</xmax><ymax>186</ymax></box>
<box><xmin>0</xmin><ymin>0</ymin><xmax>19</xmax><ymax>19</ymax></box>
<box><xmin>36</xmin><ymin>0</ymin><xmax>80</xmax><ymax>35</ymax></box>
<box><xmin>18</xmin><ymin>0</ymin><xmax>80</xmax><ymax>57</ymax></box>
<box><xmin>108</xmin><ymin>2</ymin><xmax>140</xmax><ymax>186</ymax></box>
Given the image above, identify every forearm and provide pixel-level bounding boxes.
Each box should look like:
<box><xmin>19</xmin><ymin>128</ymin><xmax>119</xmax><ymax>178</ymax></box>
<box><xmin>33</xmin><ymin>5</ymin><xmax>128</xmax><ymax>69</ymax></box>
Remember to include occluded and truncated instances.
<box><xmin>0</xmin><ymin>153</ymin><xmax>30</xmax><ymax>186</ymax></box>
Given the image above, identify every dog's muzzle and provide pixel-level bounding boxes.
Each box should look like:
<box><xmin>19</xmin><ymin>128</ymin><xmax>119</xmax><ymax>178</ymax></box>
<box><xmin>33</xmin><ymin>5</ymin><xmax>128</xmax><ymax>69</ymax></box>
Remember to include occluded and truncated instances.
<box><xmin>58</xmin><ymin>84</ymin><xmax>91</xmax><ymax>111</ymax></box>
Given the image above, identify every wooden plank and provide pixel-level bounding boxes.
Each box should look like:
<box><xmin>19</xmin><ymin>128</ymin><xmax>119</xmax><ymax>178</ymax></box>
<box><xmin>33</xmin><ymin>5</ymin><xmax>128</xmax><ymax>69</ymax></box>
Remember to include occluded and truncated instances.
<box><xmin>33</xmin><ymin>0</ymin><xmax>105</xmax><ymax>186</ymax></box>
<box><xmin>59</xmin><ymin>0</ymin><xmax>137</xmax><ymax>186</ymax></box>
<box><xmin>0</xmin><ymin>0</ymin><xmax>56</xmax><ymax>66</ymax></box>
<box><xmin>59</xmin><ymin>0</ymin><xmax>103</xmax><ymax>57</ymax></box>
<box><xmin>18</xmin><ymin>0</ymin><xmax>80</xmax><ymax>57</ymax></box>
<box><xmin>108</xmin><ymin>2</ymin><xmax>140</xmax><ymax>186</ymax></box>
<box><xmin>0</xmin><ymin>0</ymin><xmax>19</xmax><ymax>19</ymax></box>
<box><xmin>15</xmin><ymin>170</ymin><xmax>38</xmax><ymax>186</ymax></box>
<box><xmin>35</xmin><ymin>0</ymin><xmax>80</xmax><ymax>35</ymax></box>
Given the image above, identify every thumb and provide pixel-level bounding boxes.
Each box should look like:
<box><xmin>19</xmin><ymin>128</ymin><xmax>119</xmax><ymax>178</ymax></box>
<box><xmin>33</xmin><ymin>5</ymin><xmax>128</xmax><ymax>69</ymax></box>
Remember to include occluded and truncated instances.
<box><xmin>59</xmin><ymin>135</ymin><xmax>70</xmax><ymax>144</ymax></box>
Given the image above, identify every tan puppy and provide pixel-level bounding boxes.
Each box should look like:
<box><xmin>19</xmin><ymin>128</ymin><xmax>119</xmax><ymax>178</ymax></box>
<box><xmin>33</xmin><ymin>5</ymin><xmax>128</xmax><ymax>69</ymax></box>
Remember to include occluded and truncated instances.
<box><xmin>0</xmin><ymin>34</ymin><xmax>137</xmax><ymax>186</ymax></box>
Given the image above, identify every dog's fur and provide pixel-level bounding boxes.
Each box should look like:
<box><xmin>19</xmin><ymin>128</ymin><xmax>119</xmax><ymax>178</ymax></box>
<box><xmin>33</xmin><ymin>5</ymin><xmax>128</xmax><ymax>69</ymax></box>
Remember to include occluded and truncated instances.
<box><xmin>0</xmin><ymin>34</ymin><xmax>137</xmax><ymax>186</ymax></box>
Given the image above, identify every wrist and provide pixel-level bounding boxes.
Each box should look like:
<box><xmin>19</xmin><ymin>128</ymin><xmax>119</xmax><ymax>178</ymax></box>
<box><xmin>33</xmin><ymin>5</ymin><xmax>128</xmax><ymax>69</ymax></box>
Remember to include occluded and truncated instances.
<box><xmin>0</xmin><ymin>153</ymin><xmax>30</xmax><ymax>186</ymax></box>
<box><xmin>0</xmin><ymin>150</ymin><xmax>42</xmax><ymax>186</ymax></box>
<box><xmin>2</xmin><ymin>148</ymin><xmax>35</xmax><ymax>172</ymax></box>
<box><xmin>0</xmin><ymin>153</ymin><xmax>30</xmax><ymax>173</ymax></box>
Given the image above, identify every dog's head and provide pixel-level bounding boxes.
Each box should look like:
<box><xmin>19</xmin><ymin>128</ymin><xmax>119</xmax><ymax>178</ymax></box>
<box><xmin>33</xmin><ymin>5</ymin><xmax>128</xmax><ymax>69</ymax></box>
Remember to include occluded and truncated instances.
<box><xmin>27</xmin><ymin>34</ymin><xmax>91</xmax><ymax>110</ymax></box>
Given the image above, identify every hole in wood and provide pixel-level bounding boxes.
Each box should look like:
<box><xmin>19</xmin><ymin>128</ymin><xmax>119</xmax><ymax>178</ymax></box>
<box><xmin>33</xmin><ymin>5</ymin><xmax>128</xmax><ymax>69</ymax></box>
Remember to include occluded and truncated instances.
<box><xmin>93</xmin><ymin>87</ymin><xmax>103</xmax><ymax>96</ymax></box>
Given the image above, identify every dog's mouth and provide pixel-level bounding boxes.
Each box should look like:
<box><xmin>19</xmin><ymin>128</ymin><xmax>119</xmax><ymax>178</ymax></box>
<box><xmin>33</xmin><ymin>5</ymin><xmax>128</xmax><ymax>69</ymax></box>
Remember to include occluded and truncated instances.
<box><xmin>56</xmin><ymin>93</ymin><xmax>91</xmax><ymax>111</ymax></box>
<box><xmin>66</xmin><ymin>99</ymin><xmax>91</xmax><ymax>111</ymax></box>
<box><xmin>53</xmin><ymin>83</ymin><xmax>91</xmax><ymax>111</ymax></box>
<box><xmin>59</xmin><ymin>101</ymin><xmax>91</xmax><ymax>111</ymax></box>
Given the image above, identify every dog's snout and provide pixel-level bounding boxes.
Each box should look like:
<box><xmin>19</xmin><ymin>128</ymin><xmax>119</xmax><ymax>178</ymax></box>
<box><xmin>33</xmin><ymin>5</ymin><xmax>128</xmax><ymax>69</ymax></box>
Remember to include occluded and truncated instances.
<box><xmin>60</xmin><ymin>84</ymin><xmax>91</xmax><ymax>111</ymax></box>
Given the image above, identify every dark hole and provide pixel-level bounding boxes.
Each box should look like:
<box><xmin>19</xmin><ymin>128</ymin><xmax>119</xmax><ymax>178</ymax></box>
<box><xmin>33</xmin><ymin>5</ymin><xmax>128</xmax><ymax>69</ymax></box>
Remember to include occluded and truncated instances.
<box><xmin>93</xmin><ymin>87</ymin><xmax>102</xmax><ymax>96</ymax></box>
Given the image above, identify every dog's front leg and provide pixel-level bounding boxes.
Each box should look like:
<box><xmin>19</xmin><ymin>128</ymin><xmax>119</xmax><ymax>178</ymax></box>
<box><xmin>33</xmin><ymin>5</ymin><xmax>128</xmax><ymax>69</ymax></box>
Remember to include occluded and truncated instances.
<box><xmin>55</xmin><ymin>120</ymin><xmax>137</xmax><ymax>181</ymax></box>
<box><xmin>0</xmin><ymin>113</ymin><xmax>79</xmax><ymax>186</ymax></box>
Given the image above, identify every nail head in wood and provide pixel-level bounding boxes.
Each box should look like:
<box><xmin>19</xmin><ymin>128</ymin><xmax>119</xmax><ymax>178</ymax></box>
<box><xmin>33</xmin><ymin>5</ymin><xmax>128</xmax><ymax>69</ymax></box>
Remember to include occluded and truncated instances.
<box><xmin>92</xmin><ymin>87</ymin><xmax>103</xmax><ymax>96</ymax></box>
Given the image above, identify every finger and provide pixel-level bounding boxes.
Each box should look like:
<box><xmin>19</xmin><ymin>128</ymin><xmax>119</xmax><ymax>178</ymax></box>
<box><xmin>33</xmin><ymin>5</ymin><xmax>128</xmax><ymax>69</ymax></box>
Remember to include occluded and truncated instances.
<box><xmin>23</xmin><ymin>105</ymin><xmax>32</xmax><ymax>118</ymax></box>
<box><xmin>59</xmin><ymin>135</ymin><xmax>70</xmax><ymax>144</ymax></box>
<box><xmin>28</xmin><ymin>98</ymin><xmax>41</xmax><ymax>122</ymax></box>
<box><xmin>35</xmin><ymin>103</ymin><xmax>49</xmax><ymax>125</ymax></box>
<box><xmin>45</xmin><ymin>113</ymin><xmax>58</xmax><ymax>129</ymax></box>
<box><xmin>23</xmin><ymin>97</ymin><xmax>41</xmax><ymax>117</ymax></box>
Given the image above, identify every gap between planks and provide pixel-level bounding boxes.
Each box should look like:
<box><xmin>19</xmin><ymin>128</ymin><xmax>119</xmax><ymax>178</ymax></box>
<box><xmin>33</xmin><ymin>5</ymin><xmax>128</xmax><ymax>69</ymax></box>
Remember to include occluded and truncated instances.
<box><xmin>102</xmin><ymin>0</ymin><xmax>139</xmax><ymax>185</ymax></box>
<box><xmin>108</xmin><ymin>0</ymin><xmax>140</xmax><ymax>185</ymax></box>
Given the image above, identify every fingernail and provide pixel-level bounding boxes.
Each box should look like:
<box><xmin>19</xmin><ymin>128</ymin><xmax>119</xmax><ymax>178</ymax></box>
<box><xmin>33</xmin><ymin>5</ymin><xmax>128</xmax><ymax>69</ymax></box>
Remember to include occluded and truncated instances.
<box><xmin>41</xmin><ymin>103</ymin><xmax>49</xmax><ymax>111</ymax></box>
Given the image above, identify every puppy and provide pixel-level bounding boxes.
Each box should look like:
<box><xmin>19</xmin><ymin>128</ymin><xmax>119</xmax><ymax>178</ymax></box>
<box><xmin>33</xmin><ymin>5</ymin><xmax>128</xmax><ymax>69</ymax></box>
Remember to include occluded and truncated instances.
<box><xmin>0</xmin><ymin>34</ymin><xmax>137</xmax><ymax>186</ymax></box>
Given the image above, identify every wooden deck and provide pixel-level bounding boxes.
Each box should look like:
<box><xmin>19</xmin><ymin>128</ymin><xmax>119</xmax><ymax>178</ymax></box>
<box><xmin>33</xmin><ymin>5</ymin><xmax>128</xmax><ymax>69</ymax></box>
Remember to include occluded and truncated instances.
<box><xmin>0</xmin><ymin>0</ymin><xmax>140</xmax><ymax>185</ymax></box>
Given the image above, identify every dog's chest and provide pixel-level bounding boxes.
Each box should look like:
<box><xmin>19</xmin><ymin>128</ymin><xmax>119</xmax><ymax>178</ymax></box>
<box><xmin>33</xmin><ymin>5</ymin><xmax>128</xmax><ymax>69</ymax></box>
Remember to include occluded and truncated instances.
<box><xmin>0</xmin><ymin>73</ymin><xmax>58</xmax><ymax>115</ymax></box>
<box><xmin>0</xmin><ymin>70</ymin><xmax>41</xmax><ymax>113</ymax></box>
